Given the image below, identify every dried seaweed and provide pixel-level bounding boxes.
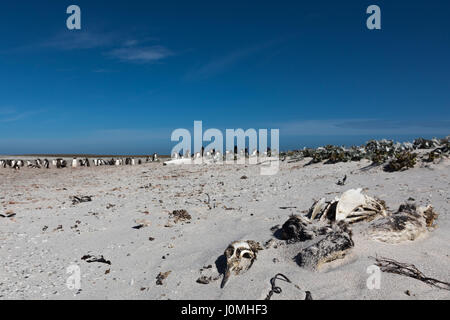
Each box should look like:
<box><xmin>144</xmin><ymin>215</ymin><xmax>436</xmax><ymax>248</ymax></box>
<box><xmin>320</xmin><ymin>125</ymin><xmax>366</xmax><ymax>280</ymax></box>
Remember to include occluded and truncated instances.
<box><xmin>373</xmin><ymin>256</ymin><xmax>450</xmax><ymax>291</ymax></box>
<box><xmin>156</xmin><ymin>271</ymin><xmax>171</xmax><ymax>285</ymax></box>
<box><xmin>169</xmin><ymin>209</ymin><xmax>191</xmax><ymax>223</ymax></box>
<box><xmin>280</xmin><ymin>136</ymin><xmax>448</xmax><ymax>167</ymax></box>
<box><xmin>384</xmin><ymin>152</ymin><xmax>417</xmax><ymax>172</ymax></box>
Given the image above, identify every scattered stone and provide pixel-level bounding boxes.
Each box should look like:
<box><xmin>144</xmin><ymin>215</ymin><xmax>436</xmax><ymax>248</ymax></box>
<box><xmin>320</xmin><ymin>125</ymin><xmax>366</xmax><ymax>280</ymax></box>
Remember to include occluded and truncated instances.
<box><xmin>169</xmin><ymin>209</ymin><xmax>191</xmax><ymax>223</ymax></box>
<box><xmin>81</xmin><ymin>255</ymin><xmax>111</xmax><ymax>265</ymax></box>
<box><xmin>156</xmin><ymin>271</ymin><xmax>171</xmax><ymax>285</ymax></box>
<box><xmin>71</xmin><ymin>196</ymin><xmax>92</xmax><ymax>205</ymax></box>
<box><xmin>196</xmin><ymin>276</ymin><xmax>211</xmax><ymax>284</ymax></box>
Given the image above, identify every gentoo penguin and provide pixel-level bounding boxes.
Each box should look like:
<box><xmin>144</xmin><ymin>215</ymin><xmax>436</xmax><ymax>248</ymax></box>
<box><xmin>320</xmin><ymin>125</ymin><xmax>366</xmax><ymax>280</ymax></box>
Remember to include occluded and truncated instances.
<box><xmin>44</xmin><ymin>159</ymin><xmax>49</xmax><ymax>169</ymax></box>
<box><xmin>214</xmin><ymin>151</ymin><xmax>222</xmax><ymax>162</ymax></box>
<box><xmin>225</xmin><ymin>150</ymin><xmax>233</xmax><ymax>161</ymax></box>
<box><xmin>72</xmin><ymin>158</ymin><xmax>78</xmax><ymax>168</ymax></box>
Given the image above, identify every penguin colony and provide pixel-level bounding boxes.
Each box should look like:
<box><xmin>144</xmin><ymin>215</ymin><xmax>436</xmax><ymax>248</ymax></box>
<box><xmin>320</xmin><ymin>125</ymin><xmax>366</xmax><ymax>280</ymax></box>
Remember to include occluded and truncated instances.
<box><xmin>0</xmin><ymin>153</ymin><xmax>159</xmax><ymax>170</ymax></box>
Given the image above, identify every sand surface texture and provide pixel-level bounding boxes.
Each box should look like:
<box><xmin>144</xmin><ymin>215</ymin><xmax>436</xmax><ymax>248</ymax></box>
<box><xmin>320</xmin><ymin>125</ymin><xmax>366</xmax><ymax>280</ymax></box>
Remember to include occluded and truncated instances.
<box><xmin>1</xmin><ymin>158</ymin><xmax>449</xmax><ymax>299</ymax></box>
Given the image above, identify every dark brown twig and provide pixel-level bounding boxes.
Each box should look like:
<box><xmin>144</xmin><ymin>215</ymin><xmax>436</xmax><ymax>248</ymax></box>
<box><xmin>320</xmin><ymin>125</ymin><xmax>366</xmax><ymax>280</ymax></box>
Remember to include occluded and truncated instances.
<box><xmin>372</xmin><ymin>256</ymin><xmax>450</xmax><ymax>291</ymax></box>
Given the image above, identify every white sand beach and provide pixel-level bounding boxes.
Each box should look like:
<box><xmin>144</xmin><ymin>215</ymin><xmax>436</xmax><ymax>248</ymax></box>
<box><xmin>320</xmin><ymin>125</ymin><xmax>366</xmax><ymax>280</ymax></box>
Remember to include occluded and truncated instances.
<box><xmin>0</xmin><ymin>157</ymin><xmax>449</xmax><ymax>300</ymax></box>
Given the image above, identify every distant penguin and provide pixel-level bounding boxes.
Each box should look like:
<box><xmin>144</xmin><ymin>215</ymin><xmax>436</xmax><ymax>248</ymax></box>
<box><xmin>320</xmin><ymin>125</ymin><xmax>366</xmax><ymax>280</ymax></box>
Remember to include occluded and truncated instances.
<box><xmin>72</xmin><ymin>158</ymin><xmax>78</xmax><ymax>168</ymax></box>
<box><xmin>226</xmin><ymin>150</ymin><xmax>233</xmax><ymax>161</ymax></box>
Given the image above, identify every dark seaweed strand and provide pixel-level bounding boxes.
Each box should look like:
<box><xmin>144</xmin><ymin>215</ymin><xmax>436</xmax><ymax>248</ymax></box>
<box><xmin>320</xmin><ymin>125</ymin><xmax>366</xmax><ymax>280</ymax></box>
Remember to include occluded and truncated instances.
<box><xmin>372</xmin><ymin>256</ymin><xmax>450</xmax><ymax>291</ymax></box>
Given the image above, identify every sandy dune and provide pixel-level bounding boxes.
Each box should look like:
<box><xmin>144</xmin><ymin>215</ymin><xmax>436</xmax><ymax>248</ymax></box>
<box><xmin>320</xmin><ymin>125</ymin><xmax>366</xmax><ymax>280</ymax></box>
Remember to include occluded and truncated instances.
<box><xmin>0</xmin><ymin>157</ymin><xmax>449</xmax><ymax>300</ymax></box>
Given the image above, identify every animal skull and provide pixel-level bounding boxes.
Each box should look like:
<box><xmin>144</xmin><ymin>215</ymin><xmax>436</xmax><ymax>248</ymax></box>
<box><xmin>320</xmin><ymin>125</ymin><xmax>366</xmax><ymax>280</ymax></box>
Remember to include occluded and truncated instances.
<box><xmin>221</xmin><ymin>240</ymin><xmax>262</xmax><ymax>288</ymax></box>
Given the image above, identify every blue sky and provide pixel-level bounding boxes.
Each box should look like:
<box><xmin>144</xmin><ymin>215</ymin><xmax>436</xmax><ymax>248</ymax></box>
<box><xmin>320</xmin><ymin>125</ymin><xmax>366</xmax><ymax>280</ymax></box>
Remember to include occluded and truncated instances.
<box><xmin>0</xmin><ymin>0</ymin><xmax>449</xmax><ymax>154</ymax></box>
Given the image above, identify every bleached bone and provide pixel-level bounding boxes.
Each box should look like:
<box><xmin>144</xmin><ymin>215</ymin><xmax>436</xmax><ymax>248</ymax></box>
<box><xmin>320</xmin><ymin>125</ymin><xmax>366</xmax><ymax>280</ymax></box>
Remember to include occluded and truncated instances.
<box><xmin>335</xmin><ymin>188</ymin><xmax>387</xmax><ymax>223</ymax></box>
<box><xmin>221</xmin><ymin>240</ymin><xmax>262</xmax><ymax>288</ymax></box>
<box><xmin>308</xmin><ymin>189</ymin><xmax>386</xmax><ymax>224</ymax></box>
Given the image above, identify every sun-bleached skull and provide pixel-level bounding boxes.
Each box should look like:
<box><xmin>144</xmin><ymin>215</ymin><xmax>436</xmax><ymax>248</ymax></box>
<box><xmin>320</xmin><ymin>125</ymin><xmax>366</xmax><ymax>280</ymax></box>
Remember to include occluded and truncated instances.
<box><xmin>221</xmin><ymin>240</ymin><xmax>262</xmax><ymax>288</ymax></box>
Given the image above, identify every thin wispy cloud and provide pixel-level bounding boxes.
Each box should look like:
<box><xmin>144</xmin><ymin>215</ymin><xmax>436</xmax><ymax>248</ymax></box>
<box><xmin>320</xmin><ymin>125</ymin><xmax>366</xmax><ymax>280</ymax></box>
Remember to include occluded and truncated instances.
<box><xmin>185</xmin><ymin>38</ymin><xmax>290</xmax><ymax>80</ymax></box>
<box><xmin>1</xmin><ymin>31</ymin><xmax>173</xmax><ymax>65</ymax></box>
<box><xmin>41</xmin><ymin>31</ymin><xmax>116</xmax><ymax>50</ymax></box>
<box><xmin>108</xmin><ymin>45</ymin><xmax>173</xmax><ymax>63</ymax></box>
<box><xmin>0</xmin><ymin>108</ymin><xmax>44</xmax><ymax>123</ymax></box>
